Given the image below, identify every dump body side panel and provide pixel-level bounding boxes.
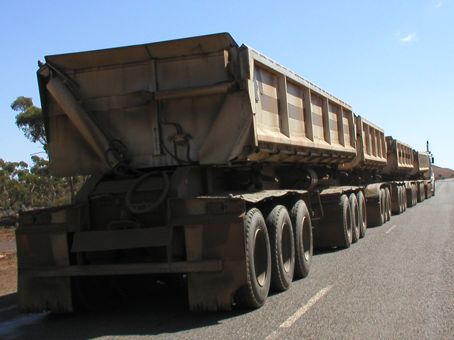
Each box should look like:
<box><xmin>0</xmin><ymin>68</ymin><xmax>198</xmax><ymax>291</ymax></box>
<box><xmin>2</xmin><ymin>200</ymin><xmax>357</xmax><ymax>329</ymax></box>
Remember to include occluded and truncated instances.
<box><xmin>340</xmin><ymin>115</ymin><xmax>387</xmax><ymax>170</ymax></box>
<box><xmin>416</xmin><ymin>151</ymin><xmax>430</xmax><ymax>173</ymax></box>
<box><xmin>245</xmin><ymin>48</ymin><xmax>357</xmax><ymax>164</ymax></box>
<box><xmin>383</xmin><ymin>137</ymin><xmax>415</xmax><ymax>174</ymax></box>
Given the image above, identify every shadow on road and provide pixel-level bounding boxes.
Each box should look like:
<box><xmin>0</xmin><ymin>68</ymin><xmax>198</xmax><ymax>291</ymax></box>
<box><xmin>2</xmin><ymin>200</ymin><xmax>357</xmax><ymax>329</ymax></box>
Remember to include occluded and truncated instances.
<box><xmin>0</xmin><ymin>277</ymin><xmax>249</xmax><ymax>340</ymax></box>
<box><xmin>0</xmin><ymin>293</ymin><xmax>17</xmax><ymax>311</ymax></box>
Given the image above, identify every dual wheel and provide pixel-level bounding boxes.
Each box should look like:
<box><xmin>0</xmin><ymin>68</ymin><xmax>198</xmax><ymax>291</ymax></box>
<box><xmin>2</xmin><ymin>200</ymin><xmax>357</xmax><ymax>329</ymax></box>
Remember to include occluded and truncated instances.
<box><xmin>407</xmin><ymin>184</ymin><xmax>418</xmax><ymax>207</ymax></box>
<box><xmin>417</xmin><ymin>183</ymin><xmax>425</xmax><ymax>203</ymax></box>
<box><xmin>236</xmin><ymin>200</ymin><xmax>313</xmax><ymax>309</ymax></box>
<box><xmin>338</xmin><ymin>191</ymin><xmax>367</xmax><ymax>248</ymax></box>
<box><xmin>368</xmin><ymin>187</ymin><xmax>391</xmax><ymax>227</ymax></box>
<box><xmin>396</xmin><ymin>186</ymin><xmax>407</xmax><ymax>214</ymax></box>
<box><xmin>372</xmin><ymin>187</ymin><xmax>391</xmax><ymax>226</ymax></box>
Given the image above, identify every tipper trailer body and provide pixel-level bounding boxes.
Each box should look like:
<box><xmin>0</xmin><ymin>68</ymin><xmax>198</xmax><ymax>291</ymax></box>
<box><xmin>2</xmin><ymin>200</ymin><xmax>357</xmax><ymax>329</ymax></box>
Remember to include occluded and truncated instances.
<box><xmin>17</xmin><ymin>33</ymin><xmax>434</xmax><ymax>312</ymax></box>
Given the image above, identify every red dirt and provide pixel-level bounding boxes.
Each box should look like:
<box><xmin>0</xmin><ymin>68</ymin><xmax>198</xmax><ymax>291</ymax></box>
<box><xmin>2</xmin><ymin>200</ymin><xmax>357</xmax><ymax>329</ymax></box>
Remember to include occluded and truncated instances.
<box><xmin>0</xmin><ymin>228</ymin><xmax>15</xmax><ymax>242</ymax></box>
<box><xmin>433</xmin><ymin>165</ymin><xmax>454</xmax><ymax>179</ymax></box>
<box><xmin>0</xmin><ymin>228</ymin><xmax>17</xmax><ymax>296</ymax></box>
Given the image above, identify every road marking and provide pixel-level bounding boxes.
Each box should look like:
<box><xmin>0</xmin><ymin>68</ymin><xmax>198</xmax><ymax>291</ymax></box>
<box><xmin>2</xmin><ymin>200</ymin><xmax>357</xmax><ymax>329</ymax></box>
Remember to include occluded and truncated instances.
<box><xmin>0</xmin><ymin>305</ymin><xmax>16</xmax><ymax>314</ymax></box>
<box><xmin>280</xmin><ymin>285</ymin><xmax>333</xmax><ymax>328</ymax></box>
<box><xmin>266</xmin><ymin>285</ymin><xmax>334</xmax><ymax>339</ymax></box>
<box><xmin>386</xmin><ymin>225</ymin><xmax>397</xmax><ymax>234</ymax></box>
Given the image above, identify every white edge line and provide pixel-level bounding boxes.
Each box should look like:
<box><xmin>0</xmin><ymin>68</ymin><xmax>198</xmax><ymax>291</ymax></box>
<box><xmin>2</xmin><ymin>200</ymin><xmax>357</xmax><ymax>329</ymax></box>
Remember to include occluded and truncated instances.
<box><xmin>279</xmin><ymin>285</ymin><xmax>333</xmax><ymax>328</ymax></box>
<box><xmin>385</xmin><ymin>225</ymin><xmax>397</xmax><ymax>234</ymax></box>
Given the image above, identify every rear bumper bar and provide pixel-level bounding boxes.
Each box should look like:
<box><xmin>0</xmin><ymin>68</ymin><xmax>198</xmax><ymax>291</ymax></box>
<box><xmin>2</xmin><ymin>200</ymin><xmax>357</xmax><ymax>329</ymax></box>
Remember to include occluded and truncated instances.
<box><xmin>21</xmin><ymin>260</ymin><xmax>223</xmax><ymax>278</ymax></box>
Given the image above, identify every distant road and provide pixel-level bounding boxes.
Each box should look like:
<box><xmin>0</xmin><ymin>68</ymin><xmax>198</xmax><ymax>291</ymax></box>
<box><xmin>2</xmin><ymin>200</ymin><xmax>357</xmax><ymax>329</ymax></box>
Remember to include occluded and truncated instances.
<box><xmin>0</xmin><ymin>180</ymin><xmax>453</xmax><ymax>339</ymax></box>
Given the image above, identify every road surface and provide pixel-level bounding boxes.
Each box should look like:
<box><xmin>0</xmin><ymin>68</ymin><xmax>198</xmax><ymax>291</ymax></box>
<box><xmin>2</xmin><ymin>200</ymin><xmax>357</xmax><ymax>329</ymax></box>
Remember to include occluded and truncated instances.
<box><xmin>0</xmin><ymin>180</ymin><xmax>453</xmax><ymax>339</ymax></box>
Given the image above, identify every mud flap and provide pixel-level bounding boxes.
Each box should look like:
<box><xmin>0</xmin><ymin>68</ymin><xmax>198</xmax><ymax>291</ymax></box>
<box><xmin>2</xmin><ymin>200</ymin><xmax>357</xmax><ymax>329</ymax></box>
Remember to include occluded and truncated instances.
<box><xmin>188</xmin><ymin>260</ymin><xmax>246</xmax><ymax>311</ymax></box>
<box><xmin>18</xmin><ymin>276</ymin><xmax>73</xmax><ymax>313</ymax></box>
<box><xmin>184</xmin><ymin>222</ymin><xmax>247</xmax><ymax>311</ymax></box>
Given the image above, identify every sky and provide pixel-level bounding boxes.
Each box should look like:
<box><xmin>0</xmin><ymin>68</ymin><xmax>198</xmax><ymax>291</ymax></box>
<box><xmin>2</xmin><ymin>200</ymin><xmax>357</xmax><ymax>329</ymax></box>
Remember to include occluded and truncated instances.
<box><xmin>0</xmin><ymin>0</ymin><xmax>453</xmax><ymax>168</ymax></box>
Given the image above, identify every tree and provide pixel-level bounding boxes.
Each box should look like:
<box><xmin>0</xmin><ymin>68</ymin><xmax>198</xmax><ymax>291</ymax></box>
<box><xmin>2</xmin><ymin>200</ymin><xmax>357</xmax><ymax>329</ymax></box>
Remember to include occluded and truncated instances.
<box><xmin>0</xmin><ymin>159</ymin><xmax>29</xmax><ymax>215</ymax></box>
<box><xmin>11</xmin><ymin>96</ymin><xmax>47</xmax><ymax>150</ymax></box>
<box><xmin>8</xmin><ymin>96</ymin><xmax>84</xmax><ymax>207</ymax></box>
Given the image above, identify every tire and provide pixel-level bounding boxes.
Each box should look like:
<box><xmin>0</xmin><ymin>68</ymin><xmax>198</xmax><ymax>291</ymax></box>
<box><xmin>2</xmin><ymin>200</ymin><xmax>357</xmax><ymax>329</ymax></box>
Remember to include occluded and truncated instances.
<box><xmin>367</xmin><ymin>188</ymin><xmax>385</xmax><ymax>227</ymax></box>
<box><xmin>338</xmin><ymin>194</ymin><xmax>353</xmax><ymax>248</ymax></box>
<box><xmin>290</xmin><ymin>200</ymin><xmax>313</xmax><ymax>279</ymax></box>
<box><xmin>406</xmin><ymin>186</ymin><xmax>414</xmax><ymax>208</ymax></box>
<box><xmin>236</xmin><ymin>208</ymin><xmax>271</xmax><ymax>309</ymax></box>
<box><xmin>349</xmin><ymin>193</ymin><xmax>360</xmax><ymax>243</ymax></box>
<box><xmin>266</xmin><ymin>205</ymin><xmax>295</xmax><ymax>292</ymax></box>
<box><xmin>357</xmin><ymin>191</ymin><xmax>367</xmax><ymax>238</ymax></box>
<box><xmin>384</xmin><ymin>187</ymin><xmax>391</xmax><ymax>222</ymax></box>
<box><xmin>380</xmin><ymin>188</ymin><xmax>386</xmax><ymax>223</ymax></box>
<box><xmin>418</xmin><ymin>183</ymin><xmax>425</xmax><ymax>202</ymax></box>
<box><xmin>395</xmin><ymin>186</ymin><xmax>401</xmax><ymax>215</ymax></box>
<box><xmin>403</xmin><ymin>187</ymin><xmax>407</xmax><ymax>211</ymax></box>
<box><xmin>398</xmin><ymin>186</ymin><xmax>404</xmax><ymax>214</ymax></box>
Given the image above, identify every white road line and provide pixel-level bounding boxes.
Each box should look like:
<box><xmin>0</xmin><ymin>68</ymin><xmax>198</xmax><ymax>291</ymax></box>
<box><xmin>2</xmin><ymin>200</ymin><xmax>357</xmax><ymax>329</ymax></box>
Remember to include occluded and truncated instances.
<box><xmin>0</xmin><ymin>305</ymin><xmax>16</xmax><ymax>314</ymax></box>
<box><xmin>266</xmin><ymin>284</ymin><xmax>334</xmax><ymax>339</ymax></box>
<box><xmin>280</xmin><ymin>285</ymin><xmax>333</xmax><ymax>328</ymax></box>
<box><xmin>386</xmin><ymin>225</ymin><xmax>397</xmax><ymax>234</ymax></box>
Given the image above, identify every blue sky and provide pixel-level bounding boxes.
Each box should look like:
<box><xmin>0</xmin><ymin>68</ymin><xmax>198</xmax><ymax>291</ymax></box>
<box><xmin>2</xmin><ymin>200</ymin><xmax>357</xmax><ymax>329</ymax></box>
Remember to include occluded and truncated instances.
<box><xmin>1</xmin><ymin>0</ymin><xmax>453</xmax><ymax>168</ymax></box>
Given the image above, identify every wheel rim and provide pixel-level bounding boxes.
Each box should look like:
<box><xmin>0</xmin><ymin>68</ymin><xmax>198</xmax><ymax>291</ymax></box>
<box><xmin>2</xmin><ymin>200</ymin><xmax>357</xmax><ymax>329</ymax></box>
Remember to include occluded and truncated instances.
<box><xmin>254</xmin><ymin>228</ymin><xmax>268</xmax><ymax>287</ymax></box>
<box><xmin>281</xmin><ymin>222</ymin><xmax>292</xmax><ymax>273</ymax></box>
<box><xmin>302</xmin><ymin>216</ymin><xmax>311</xmax><ymax>261</ymax></box>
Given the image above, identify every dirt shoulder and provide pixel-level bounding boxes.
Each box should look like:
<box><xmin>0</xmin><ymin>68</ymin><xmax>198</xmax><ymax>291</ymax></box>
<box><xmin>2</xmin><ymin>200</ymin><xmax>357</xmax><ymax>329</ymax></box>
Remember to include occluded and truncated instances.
<box><xmin>0</xmin><ymin>228</ymin><xmax>17</xmax><ymax>296</ymax></box>
<box><xmin>0</xmin><ymin>228</ymin><xmax>15</xmax><ymax>242</ymax></box>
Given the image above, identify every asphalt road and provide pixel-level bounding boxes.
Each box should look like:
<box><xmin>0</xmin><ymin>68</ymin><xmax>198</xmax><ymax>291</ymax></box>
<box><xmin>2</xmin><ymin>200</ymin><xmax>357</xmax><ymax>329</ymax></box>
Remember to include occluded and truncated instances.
<box><xmin>1</xmin><ymin>180</ymin><xmax>453</xmax><ymax>339</ymax></box>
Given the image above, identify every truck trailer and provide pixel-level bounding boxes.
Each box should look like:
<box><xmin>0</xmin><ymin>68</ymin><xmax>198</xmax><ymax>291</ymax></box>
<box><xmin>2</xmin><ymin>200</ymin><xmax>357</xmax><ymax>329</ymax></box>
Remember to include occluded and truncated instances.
<box><xmin>16</xmin><ymin>33</ymin><xmax>434</xmax><ymax>313</ymax></box>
